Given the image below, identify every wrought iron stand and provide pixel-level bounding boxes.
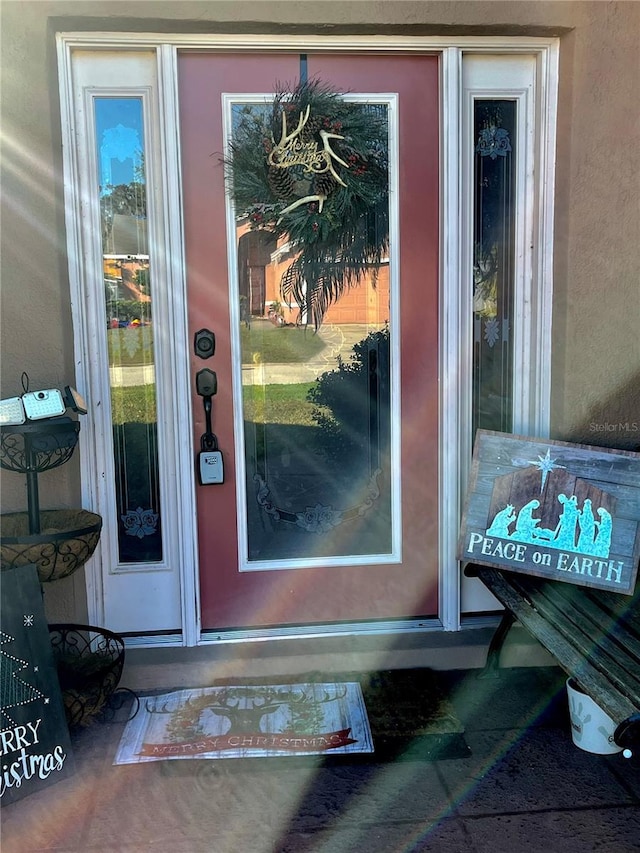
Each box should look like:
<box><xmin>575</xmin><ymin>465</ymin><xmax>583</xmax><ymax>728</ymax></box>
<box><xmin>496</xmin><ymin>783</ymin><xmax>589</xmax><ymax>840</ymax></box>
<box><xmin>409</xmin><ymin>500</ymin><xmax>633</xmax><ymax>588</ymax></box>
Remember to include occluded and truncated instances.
<box><xmin>0</xmin><ymin>419</ymin><xmax>102</xmax><ymax>581</ymax></box>
<box><xmin>1</xmin><ymin>419</ymin><xmax>80</xmax><ymax>533</ymax></box>
<box><xmin>0</xmin><ymin>417</ymin><xmax>132</xmax><ymax>726</ymax></box>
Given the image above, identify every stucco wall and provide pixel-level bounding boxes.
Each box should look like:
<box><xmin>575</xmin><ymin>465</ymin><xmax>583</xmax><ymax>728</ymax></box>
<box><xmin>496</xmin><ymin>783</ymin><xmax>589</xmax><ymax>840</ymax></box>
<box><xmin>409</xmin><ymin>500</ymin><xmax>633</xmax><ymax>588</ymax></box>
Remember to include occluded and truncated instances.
<box><xmin>1</xmin><ymin>1</ymin><xmax>639</xmax><ymax>621</ymax></box>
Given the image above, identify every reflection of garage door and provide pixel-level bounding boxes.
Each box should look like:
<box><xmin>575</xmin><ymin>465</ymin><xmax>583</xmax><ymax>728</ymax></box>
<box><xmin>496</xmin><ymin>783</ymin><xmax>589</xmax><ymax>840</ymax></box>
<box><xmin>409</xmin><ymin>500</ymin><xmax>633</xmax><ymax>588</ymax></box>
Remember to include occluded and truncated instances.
<box><xmin>323</xmin><ymin>266</ymin><xmax>390</xmax><ymax>326</ymax></box>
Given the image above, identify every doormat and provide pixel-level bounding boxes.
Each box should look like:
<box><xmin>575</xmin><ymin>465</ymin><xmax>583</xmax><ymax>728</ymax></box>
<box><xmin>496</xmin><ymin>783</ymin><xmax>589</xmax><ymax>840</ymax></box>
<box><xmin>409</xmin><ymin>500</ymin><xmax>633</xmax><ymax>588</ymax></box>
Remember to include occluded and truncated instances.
<box><xmin>114</xmin><ymin>669</ymin><xmax>468</xmax><ymax>765</ymax></box>
<box><xmin>113</xmin><ymin>681</ymin><xmax>373</xmax><ymax>764</ymax></box>
<box><xmin>357</xmin><ymin>669</ymin><xmax>470</xmax><ymax>760</ymax></box>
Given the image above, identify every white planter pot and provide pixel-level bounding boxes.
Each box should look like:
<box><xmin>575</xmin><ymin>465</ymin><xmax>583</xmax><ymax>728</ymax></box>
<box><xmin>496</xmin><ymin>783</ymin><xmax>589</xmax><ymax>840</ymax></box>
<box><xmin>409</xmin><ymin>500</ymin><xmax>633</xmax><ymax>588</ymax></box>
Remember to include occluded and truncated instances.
<box><xmin>566</xmin><ymin>678</ymin><xmax>622</xmax><ymax>755</ymax></box>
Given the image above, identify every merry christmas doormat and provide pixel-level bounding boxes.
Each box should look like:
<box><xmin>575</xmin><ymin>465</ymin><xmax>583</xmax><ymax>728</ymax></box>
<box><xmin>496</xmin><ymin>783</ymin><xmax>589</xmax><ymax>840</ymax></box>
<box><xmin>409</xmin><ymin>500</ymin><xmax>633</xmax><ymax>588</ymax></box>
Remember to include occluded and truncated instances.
<box><xmin>114</xmin><ymin>681</ymin><xmax>373</xmax><ymax>763</ymax></box>
<box><xmin>114</xmin><ymin>670</ymin><xmax>468</xmax><ymax>764</ymax></box>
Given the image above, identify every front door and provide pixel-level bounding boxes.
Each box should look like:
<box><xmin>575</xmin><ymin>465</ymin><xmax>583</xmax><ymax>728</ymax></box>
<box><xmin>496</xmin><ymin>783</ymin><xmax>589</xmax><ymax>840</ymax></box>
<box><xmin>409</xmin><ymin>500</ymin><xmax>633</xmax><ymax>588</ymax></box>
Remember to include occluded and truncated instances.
<box><xmin>179</xmin><ymin>52</ymin><xmax>439</xmax><ymax>632</ymax></box>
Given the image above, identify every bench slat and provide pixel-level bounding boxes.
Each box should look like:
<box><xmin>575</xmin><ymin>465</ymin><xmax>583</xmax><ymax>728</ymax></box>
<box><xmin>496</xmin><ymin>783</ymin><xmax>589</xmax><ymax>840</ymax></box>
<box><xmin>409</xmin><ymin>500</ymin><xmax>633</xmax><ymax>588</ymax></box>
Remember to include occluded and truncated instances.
<box><xmin>515</xmin><ymin>576</ymin><xmax>640</xmax><ymax>670</ymax></box>
<box><xmin>485</xmin><ymin>570</ymin><xmax>640</xmax><ymax>680</ymax></box>
<box><xmin>526</xmin><ymin>584</ymin><xmax>640</xmax><ymax>704</ymax></box>
<box><xmin>551</xmin><ymin>583</ymin><xmax>640</xmax><ymax>665</ymax></box>
<box><xmin>476</xmin><ymin>567</ymin><xmax>639</xmax><ymax>725</ymax></box>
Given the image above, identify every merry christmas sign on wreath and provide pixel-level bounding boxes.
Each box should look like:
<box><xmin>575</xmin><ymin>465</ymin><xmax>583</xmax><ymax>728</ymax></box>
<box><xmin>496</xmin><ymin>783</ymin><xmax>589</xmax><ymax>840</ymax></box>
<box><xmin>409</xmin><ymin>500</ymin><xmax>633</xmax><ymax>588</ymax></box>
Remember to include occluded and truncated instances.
<box><xmin>226</xmin><ymin>79</ymin><xmax>389</xmax><ymax>329</ymax></box>
<box><xmin>458</xmin><ymin>431</ymin><xmax>640</xmax><ymax>594</ymax></box>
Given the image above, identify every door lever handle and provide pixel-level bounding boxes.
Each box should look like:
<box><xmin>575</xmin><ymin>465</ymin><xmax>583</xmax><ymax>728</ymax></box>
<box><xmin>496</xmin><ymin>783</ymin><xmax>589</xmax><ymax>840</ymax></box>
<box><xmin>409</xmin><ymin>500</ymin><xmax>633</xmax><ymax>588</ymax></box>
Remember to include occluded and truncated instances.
<box><xmin>196</xmin><ymin>369</ymin><xmax>217</xmax><ymax>441</ymax></box>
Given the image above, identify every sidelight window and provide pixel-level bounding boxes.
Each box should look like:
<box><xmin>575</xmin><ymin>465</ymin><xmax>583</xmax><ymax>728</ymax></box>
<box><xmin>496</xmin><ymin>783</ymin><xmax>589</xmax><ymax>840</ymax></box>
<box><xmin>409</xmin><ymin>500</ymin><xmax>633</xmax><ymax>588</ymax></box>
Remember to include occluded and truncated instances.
<box><xmin>472</xmin><ymin>99</ymin><xmax>517</xmax><ymax>436</ymax></box>
<box><xmin>95</xmin><ymin>96</ymin><xmax>162</xmax><ymax>563</ymax></box>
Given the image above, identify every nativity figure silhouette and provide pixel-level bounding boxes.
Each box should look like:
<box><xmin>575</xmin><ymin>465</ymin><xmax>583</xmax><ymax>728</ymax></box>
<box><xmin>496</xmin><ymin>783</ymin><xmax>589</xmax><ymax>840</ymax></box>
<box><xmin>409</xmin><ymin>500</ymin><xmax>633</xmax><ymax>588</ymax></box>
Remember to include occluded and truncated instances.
<box><xmin>486</xmin><ymin>494</ymin><xmax>612</xmax><ymax>557</ymax></box>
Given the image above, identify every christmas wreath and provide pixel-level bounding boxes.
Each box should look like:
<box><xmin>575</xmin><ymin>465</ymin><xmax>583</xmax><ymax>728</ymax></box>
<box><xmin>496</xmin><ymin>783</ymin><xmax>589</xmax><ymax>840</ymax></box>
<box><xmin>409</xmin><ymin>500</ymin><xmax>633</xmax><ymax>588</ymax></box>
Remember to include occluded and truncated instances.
<box><xmin>227</xmin><ymin>79</ymin><xmax>389</xmax><ymax>328</ymax></box>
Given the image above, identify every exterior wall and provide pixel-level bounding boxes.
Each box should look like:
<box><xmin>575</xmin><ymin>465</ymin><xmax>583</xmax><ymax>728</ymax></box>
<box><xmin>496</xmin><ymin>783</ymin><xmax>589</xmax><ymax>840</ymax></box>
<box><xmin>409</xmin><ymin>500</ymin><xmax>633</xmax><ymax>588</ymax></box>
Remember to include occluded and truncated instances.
<box><xmin>1</xmin><ymin>2</ymin><xmax>639</xmax><ymax>624</ymax></box>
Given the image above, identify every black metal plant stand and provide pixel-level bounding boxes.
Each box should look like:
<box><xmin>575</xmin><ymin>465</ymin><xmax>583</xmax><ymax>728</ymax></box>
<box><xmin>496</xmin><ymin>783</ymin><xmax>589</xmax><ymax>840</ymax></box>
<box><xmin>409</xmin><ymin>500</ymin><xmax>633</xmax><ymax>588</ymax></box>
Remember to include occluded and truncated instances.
<box><xmin>0</xmin><ymin>415</ymin><xmax>133</xmax><ymax>726</ymax></box>
<box><xmin>0</xmin><ymin>419</ymin><xmax>102</xmax><ymax>581</ymax></box>
<box><xmin>1</xmin><ymin>419</ymin><xmax>80</xmax><ymax>532</ymax></box>
<box><xmin>48</xmin><ymin>623</ymin><xmax>135</xmax><ymax>728</ymax></box>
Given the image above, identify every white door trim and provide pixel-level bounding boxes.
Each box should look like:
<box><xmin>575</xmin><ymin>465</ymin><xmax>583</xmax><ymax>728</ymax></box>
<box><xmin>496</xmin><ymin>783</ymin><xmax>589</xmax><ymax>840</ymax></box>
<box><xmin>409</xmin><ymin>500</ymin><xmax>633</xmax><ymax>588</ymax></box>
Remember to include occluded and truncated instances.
<box><xmin>438</xmin><ymin>46</ymin><xmax>464</xmax><ymax>631</ymax></box>
<box><xmin>57</xmin><ymin>46</ymin><xmax>197</xmax><ymax>639</ymax></box>
<box><xmin>157</xmin><ymin>44</ymin><xmax>201</xmax><ymax>646</ymax></box>
<box><xmin>459</xmin><ymin>52</ymin><xmax>558</xmax><ymax>614</ymax></box>
<box><xmin>57</xmin><ymin>32</ymin><xmax>558</xmax><ymax>646</ymax></box>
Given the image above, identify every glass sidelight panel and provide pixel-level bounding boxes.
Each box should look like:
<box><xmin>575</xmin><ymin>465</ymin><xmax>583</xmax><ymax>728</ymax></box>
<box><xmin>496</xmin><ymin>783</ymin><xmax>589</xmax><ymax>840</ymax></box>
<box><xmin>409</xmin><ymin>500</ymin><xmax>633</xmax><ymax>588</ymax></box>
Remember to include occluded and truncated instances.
<box><xmin>95</xmin><ymin>97</ymin><xmax>162</xmax><ymax>563</ymax></box>
<box><xmin>472</xmin><ymin>99</ymin><xmax>516</xmax><ymax>436</ymax></box>
<box><xmin>227</xmin><ymin>97</ymin><xmax>396</xmax><ymax>569</ymax></box>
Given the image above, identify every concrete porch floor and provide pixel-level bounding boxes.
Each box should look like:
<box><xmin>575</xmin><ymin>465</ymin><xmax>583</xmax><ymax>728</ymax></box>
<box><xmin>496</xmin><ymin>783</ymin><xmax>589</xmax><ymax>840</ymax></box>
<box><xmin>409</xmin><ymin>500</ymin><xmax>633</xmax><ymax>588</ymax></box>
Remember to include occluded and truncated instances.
<box><xmin>2</xmin><ymin>666</ymin><xmax>639</xmax><ymax>852</ymax></box>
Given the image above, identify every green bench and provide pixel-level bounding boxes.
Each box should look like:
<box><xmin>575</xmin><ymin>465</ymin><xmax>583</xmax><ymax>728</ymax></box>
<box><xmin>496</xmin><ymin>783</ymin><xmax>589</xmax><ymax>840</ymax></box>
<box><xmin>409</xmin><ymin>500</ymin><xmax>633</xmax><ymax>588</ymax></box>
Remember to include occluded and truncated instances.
<box><xmin>465</xmin><ymin>563</ymin><xmax>640</xmax><ymax>755</ymax></box>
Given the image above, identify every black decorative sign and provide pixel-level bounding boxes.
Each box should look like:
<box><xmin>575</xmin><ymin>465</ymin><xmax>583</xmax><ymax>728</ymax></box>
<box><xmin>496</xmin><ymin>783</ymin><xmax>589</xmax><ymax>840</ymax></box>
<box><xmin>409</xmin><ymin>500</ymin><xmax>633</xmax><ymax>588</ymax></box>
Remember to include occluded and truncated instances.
<box><xmin>1</xmin><ymin>564</ymin><xmax>74</xmax><ymax>804</ymax></box>
<box><xmin>458</xmin><ymin>431</ymin><xmax>640</xmax><ymax>594</ymax></box>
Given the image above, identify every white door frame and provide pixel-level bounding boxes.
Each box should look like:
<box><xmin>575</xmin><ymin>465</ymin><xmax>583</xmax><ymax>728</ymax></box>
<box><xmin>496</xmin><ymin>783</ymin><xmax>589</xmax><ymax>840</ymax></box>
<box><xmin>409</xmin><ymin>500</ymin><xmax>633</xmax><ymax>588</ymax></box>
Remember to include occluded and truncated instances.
<box><xmin>57</xmin><ymin>33</ymin><xmax>558</xmax><ymax>647</ymax></box>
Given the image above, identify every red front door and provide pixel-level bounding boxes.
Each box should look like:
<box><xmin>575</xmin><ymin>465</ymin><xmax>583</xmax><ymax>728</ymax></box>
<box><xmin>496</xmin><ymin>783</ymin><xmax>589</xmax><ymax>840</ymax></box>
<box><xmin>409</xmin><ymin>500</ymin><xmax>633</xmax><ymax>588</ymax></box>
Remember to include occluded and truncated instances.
<box><xmin>179</xmin><ymin>52</ymin><xmax>439</xmax><ymax>631</ymax></box>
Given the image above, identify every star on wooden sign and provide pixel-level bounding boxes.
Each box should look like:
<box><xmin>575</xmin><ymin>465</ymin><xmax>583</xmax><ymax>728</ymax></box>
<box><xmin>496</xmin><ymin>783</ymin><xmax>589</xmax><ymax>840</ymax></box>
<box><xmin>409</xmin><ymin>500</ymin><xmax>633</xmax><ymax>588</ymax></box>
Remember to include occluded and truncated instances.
<box><xmin>527</xmin><ymin>448</ymin><xmax>566</xmax><ymax>492</ymax></box>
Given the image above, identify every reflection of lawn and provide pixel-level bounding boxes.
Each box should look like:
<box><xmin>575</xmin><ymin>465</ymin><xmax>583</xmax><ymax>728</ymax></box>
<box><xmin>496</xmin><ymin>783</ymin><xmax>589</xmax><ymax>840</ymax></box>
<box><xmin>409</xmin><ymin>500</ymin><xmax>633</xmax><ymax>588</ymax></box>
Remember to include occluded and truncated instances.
<box><xmin>111</xmin><ymin>386</ymin><xmax>156</xmax><ymax>424</ymax></box>
<box><xmin>107</xmin><ymin>322</ymin><xmax>325</xmax><ymax>368</ymax></box>
<box><xmin>111</xmin><ymin>383</ymin><xmax>322</xmax><ymax>427</ymax></box>
<box><xmin>241</xmin><ymin>322</ymin><xmax>325</xmax><ymax>364</ymax></box>
<box><xmin>243</xmin><ymin>383</ymin><xmax>319</xmax><ymax>426</ymax></box>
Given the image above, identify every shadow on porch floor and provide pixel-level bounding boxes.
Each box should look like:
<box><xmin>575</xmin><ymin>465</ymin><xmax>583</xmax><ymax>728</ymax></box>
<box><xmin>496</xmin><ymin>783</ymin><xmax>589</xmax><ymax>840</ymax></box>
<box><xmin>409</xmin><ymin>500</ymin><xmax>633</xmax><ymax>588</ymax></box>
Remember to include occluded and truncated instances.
<box><xmin>2</xmin><ymin>667</ymin><xmax>639</xmax><ymax>852</ymax></box>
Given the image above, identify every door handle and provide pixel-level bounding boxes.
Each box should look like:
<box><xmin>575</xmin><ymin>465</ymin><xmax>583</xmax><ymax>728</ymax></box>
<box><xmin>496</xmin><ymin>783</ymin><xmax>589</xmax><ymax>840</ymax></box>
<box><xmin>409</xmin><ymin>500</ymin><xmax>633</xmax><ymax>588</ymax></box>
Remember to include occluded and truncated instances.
<box><xmin>195</xmin><ymin>368</ymin><xmax>217</xmax><ymax>446</ymax></box>
<box><xmin>195</xmin><ymin>368</ymin><xmax>223</xmax><ymax>484</ymax></box>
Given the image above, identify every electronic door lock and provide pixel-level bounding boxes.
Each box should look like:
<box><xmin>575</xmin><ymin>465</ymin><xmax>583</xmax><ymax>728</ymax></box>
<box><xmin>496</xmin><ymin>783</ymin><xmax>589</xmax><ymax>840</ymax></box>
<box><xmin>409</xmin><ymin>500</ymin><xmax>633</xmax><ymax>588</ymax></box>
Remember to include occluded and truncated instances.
<box><xmin>194</xmin><ymin>329</ymin><xmax>216</xmax><ymax>359</ymax></box>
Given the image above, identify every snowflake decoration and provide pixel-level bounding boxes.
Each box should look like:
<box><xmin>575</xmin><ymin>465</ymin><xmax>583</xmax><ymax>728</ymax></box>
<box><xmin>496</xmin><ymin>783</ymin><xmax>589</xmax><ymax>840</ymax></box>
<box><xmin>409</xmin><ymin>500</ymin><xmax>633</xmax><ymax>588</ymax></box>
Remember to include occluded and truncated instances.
<box><xmin>122</xmin><ymin>506</ymin><xmax>159</xmax><ymax>538</ymax></box>
<box><xmin>476</xmin><ymin>126</ymin><xmax>512</xmax><ymax>159</ymax></box>
<box><xmin>23</xmin><ymin>615</ymin><xmax>34</xmax><ymax>627</ymax></box>
<box><xmin>484</xmin><ymin>317</ymin><xmax>500</xmax><ymax>347</ymax></box>
<box><xmin>123</xmin><ymin>329</ymin><xmax>142</xmax><ymax>359</ymax></box>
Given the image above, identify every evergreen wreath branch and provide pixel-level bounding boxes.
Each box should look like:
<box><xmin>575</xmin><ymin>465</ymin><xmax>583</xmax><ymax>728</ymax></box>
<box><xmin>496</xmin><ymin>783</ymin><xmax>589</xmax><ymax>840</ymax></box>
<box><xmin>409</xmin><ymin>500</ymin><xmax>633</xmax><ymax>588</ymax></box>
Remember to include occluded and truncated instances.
<box><xmin>226</xmin><ymin>78</ymin><xmax>389</xmax><ymax>328</ymax></box>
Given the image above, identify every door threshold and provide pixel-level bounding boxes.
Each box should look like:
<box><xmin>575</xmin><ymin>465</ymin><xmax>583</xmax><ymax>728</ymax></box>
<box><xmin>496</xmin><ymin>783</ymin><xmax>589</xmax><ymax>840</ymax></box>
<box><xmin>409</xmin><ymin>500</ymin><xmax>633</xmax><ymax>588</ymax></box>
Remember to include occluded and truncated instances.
<box><xmin>199</xmin><ymin>618</ymin><xmax>446</xmax><ymax>645</ymax></box>
<box><xmin>122</xmin><ymin>616</ymin><xmax>502</xmax><ymax>650</ymax></box>
<box><xmin>119</xmin><ymin>618</ymin><xmax>559</xmax><ymax>693</ymax></box>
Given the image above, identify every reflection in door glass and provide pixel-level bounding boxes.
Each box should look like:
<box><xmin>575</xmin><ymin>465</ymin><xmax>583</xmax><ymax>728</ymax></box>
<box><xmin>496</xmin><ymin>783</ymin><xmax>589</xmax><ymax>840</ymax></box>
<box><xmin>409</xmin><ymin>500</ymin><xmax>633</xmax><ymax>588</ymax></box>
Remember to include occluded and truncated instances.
<box><xmin>229</xmin><ymin>97</ymin><xmax>393</xmax><ymax>566</ymax></box>
<box><xmin>95</xmin><ymin>97</ymin><xmax>162</xmax><ymax>563</ymax></box>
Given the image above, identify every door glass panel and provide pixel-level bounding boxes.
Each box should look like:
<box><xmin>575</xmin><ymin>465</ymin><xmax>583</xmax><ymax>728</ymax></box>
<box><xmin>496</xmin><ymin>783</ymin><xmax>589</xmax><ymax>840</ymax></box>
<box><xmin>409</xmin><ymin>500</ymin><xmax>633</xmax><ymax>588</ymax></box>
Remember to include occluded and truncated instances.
<box><xmin>95</xmin><ymin>97</ymin><xmax>162</xmax><ymax>563</ymax></box>
<box><xmin>227</xmin><ymin>97</ymin><xmax>395</xmax><ymax>569</ymax></box>
<box><xmin>472</xmin><ymin>99</ymin><xmax>516</xmax><ymax>437</ymax></box>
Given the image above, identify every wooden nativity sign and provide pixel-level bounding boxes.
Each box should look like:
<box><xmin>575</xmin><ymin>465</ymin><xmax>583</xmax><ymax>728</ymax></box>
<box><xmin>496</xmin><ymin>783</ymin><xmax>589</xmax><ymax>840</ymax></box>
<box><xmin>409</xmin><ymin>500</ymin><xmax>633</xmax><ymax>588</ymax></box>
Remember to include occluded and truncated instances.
<box><xmin>458</xmin><ymin>431</ymin><xmax>640</xmax><ymax>594</ymax></box>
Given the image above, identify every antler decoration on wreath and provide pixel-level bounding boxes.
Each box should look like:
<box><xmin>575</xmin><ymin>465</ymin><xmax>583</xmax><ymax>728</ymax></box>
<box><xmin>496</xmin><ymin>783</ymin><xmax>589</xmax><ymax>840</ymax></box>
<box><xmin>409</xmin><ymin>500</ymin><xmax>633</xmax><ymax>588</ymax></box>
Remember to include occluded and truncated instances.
<box><xmin>226</xmin><ymin>78</ymin><xmax>389</xmax><ymax>328</ymax></box>
<box><xmin>267</xmin><ymin>103</ymin><xmax>349</xmax><ymax>219</ymax></box>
